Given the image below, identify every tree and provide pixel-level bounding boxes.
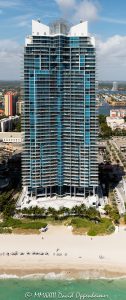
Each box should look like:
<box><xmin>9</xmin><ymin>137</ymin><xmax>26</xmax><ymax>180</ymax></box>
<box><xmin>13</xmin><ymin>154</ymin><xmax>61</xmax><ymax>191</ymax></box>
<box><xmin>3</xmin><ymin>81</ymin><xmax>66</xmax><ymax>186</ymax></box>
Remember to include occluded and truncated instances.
<box><xmin>71</xmin><ymin>204</ymin><xmax>86</xmax><ymax>217</ymax></box>
<box><xmin>104</xmin><ymin>204</ymin><xmax>112</xmax><ymax>215</ymax></box>
<box><xmin>99</xmin><ymin>114</ymin><xmax>112</xmax><ymax>138</ymax></box>
<box><xmin>86</xmin><ymin>207</ymin><xmax>101</xmax><ymax>221</ymax></box>
<box><xmin>15</xmin><ymin>118</ymin><xmax>21</xmax><ymax>132</ymax></box>
<box><xmin>58</xmin><ymin>207</ymin><xmax>70</xmax><ymax>216</ymax></box>
<box><xmin>104</xmin><ymin>204</ymin><xmax>120</xmax><ymax>224</ymax></box>
<box><xmin>3</xmin><ymin>200</ymin><xmax>16</xmax><ymax>219</ymax></box>
<box><xmin>124</xmin><ymin>213</ymin><xmax>126</xmax><ymax>224</ymax></box>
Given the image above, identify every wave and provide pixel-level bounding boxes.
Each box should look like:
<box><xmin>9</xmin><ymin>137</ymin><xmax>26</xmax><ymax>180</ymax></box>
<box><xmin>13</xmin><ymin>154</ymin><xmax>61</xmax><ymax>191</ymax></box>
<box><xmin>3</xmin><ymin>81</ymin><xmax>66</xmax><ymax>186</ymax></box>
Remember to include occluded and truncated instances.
<box><xmin>0</xmin><ymin>272</ymin><xmax>73</xmax><ymax>280</ymax></box>
<box><xmin>0</xmin><ymin>272</ymin><xmax>126</xmax><ymax>281</ymax></box>
<box><xmin>0</xmin><ymin>274</ymin><xmax>19</xmax><ymax>279</ymax></box>
<box><xmin>21</xmin><ymin>272</ymin><xmax>72</xmax><ymax>280</ymax></box>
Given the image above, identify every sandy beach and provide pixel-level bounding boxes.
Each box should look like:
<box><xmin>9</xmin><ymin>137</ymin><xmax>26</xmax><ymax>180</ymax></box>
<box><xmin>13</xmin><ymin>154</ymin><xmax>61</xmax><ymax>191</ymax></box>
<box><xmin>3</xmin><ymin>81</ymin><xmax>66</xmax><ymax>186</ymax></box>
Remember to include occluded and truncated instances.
<box><xmin>0</xmin><ymin>225</ymin><xmax>126</xmax><ymax>279</ymax></box>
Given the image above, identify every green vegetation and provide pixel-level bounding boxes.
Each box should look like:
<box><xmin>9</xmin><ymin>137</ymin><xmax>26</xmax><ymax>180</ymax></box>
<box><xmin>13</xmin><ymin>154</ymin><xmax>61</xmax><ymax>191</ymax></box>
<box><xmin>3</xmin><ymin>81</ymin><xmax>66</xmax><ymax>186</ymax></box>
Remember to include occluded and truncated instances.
<box><xmin>70</xmin><ymin>217</ymin><xmax>115</xmax><ymax>236</ymax></box>
<box><xmin>0</xmin><ymin>191</ymin><xmax>16</xmax><ymax>219</ymax></box>
<box><xmin>0</xmin><ymin>195</ymin><xmax>118</xmax><ymax>235</ymax></box>
<box><xmin>18</xmin><ymin>205</ymin><xmax>115</xmax><ymax>236</ymax></box>
<box><xmin>21</xmin><ymin>204</ymin><xmax>101</xmax><ymax>222</ymax></box>
<box><xmin>99</xmin><ymin>114</ymin><xmax>126</xmax><ymax>138</ymax></box>
<box><xmin>22</xmin><ymin>206</ymin><xmax>46</xmax><ymax>216</ymax></box>
<box><xmin>99</xmin><ymin>115</ymin><xmax>112</xmax><ymax>138</ymax></box>
<box><xmin>113</xmin><ymin>128</ymin><xmax>126</xmax><ymax>136</ymax></box>
<box><xmin>123</xmin><ymin>213</ymin><xmax>126</xmax><ymax>224</ymax></box>
<box><xmin>0</xmin><ymin>227</ymin><xmax>12</xmax><ymax>234</ymax></box>
<box><xmin>0</xmin><ymin>217</ymin><xmax>47</xmax><ymax>231</ymax></box>
<box><xmin>0</xmin><ymin>115</ymin><xmax>6</xmax><ymax>120</ymax></box>
<box><xmin>103</xmin><ymin>148</ymin><xmax>111</xmax><ymax>162</ymax></box>
<box><xmin>14</xmin><ymin>117</ymin><xmax>21</xmax><ymax>132</ymax></box>
<box><xmin>104</xmin><ymin>203</ymin><xmax>120</xmax><ymax>224</ymax></box>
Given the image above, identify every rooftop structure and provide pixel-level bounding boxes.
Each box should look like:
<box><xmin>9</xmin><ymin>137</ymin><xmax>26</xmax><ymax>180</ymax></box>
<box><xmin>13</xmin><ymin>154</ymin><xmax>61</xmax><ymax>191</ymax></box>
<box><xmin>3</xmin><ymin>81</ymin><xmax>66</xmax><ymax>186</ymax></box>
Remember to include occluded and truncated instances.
<box><xmin>106</xmin><ymin>116</ymin><xmax>125</xmax><ymax>130</ymax></box>
<box><xmin>110</xmin><ymin>109</ymin><xmax>126</xmax><ymax>118</ymax></box>
<box><xmin>0</xmin><ymin>132</ymin><xmax>23</xmax><ymax>143</ymax></box>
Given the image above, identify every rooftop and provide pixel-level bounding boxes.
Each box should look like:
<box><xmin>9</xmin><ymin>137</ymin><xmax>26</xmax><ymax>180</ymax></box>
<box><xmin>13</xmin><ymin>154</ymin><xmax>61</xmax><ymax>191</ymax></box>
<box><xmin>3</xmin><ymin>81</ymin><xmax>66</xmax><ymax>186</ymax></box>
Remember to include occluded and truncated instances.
<box><xmin>31</xmin><ymin>19</ymin><xmax>89</xmax><ymax>37</ymax></box>
<box><xmin>25</xmin><ymin>19</ymin><xmax>95</xmax><ymax>47</ymax></box>
<box><xmin>0</xmin><ymin>132</ymin><xmax>23</xmax><ymax>139</ymax></box>
<box><xmin>5</xmin><ymin>91</ymin><xmax>17</xmax><ymax>96</ymax></box>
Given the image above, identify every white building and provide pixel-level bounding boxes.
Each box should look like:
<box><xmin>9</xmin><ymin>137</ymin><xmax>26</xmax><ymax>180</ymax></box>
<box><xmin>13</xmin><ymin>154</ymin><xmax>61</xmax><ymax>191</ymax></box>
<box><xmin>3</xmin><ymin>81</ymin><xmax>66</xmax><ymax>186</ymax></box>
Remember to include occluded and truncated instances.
<box><xmin>110</xmin><ymin>109</ymin><xmax>126</xmax><ymax>118</ymax></box>
<box><xmin>112</xmin><ymin>81</ymin><xmax>118</xmax><ymax>91</ymax></box>
<box><xmin>106</xmin><ymin>116</ymin><xmax>125</xmax><ymax>130</ymax></box>
<box><xmin>0</xmin><ymin>132</ymin><xmax>24</xmax><ymax>143</ymax></box>
<box><xmin>0</xmin><ymin>116</ymin><xmax>19</xmax><ymax>132</ymax></box>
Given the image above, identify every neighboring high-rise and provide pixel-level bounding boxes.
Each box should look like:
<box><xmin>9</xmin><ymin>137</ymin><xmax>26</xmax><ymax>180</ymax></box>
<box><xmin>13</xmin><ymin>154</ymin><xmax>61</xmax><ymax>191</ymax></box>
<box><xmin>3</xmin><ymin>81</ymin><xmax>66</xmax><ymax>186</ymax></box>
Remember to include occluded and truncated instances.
<box><xmin>22</xmin><ymin>19</ymin><xmax>98</xmax><ymax>200</ymax></box>
<box><xmin>16</xmin><ymin>100</ymin><xmax>23</xmax><ymax>115</ymax></box>
<box><xmin>96</xmin><ymin>80</ymin><xmax>99</xmax><ymax>91</ymax></box>
<box><xmin>5</xmin><ymin>91</ymin><xmax>18</xmax><ymax>116</ymax></box>
<box><xmin>112</xmin><ymin>81</ymin><xmax>118</xmax><ymax>91</ymax></box>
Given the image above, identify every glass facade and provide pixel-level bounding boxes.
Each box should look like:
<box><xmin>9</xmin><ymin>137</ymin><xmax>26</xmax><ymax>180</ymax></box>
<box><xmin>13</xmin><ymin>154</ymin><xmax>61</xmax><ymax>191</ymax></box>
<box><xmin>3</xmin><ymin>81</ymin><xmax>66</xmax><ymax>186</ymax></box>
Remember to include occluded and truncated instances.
<box><xmin>22</xmin><ymin>21</ymin><xmax>98</xmax><ymax>198</ymax></box>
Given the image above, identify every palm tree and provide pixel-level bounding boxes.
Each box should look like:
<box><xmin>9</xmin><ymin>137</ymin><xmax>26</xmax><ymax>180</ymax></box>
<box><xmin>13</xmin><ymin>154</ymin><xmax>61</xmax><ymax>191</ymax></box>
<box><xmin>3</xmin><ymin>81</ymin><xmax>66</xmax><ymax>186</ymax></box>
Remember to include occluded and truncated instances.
<box><xmin>47</xmin><ymin>207</ymin><xmax>57</xmax><ymax>216</ymax></box>
<box><xmin>86</xmin><ymin>207</ymin><xmax>101</xmax><ymax>221</ymax></box>
<box><xmin>58</xmin><ymin>207</ymin><xmax>70</xmax><ymax>216</ymax></box>
<box><xmin>71</xmin><ymin>204</ymin><xmax>86</xmax><ymax>217</ymax></box>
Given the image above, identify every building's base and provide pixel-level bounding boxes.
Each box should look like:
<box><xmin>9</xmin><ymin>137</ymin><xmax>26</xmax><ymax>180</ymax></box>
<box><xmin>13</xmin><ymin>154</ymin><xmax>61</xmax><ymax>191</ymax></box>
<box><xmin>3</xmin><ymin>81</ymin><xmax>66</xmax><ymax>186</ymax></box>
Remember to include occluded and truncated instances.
<box><xmin>17</xmin><ymin>187</ymin><xmax>107</xmax><ymax>211</ymax></box>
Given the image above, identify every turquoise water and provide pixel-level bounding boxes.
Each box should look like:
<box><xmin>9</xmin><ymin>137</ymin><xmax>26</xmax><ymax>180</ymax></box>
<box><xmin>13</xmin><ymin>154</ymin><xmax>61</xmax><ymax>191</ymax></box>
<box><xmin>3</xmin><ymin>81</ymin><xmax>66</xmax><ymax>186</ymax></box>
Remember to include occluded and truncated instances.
<box><xmin>0</xmin><ymin>278</ymin><xmax>126</xmax><ymax>300</ymax></box>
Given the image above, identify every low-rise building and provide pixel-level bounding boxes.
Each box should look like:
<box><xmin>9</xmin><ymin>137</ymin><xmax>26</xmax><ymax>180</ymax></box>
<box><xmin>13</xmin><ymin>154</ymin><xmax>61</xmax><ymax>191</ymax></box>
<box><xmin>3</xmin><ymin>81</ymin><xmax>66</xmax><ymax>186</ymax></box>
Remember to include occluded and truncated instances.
<box><xmin>110</xmin><ymin>109</ymin><xmax>126</xmax><ymax>118</ymax></box>
<box><xmin>0</xmin><ymin>132</ymin><xmax>23</xmax><ymax>143</ymax></box>
<box><xmin>106</xmin><ymin>116</ymin><xmax>126</xmax><ymax>130</ymax></box>
<box><xmin>0</xmin><ymin>115</ymin><xmax>19</xmax><ymax>132</ymax></box>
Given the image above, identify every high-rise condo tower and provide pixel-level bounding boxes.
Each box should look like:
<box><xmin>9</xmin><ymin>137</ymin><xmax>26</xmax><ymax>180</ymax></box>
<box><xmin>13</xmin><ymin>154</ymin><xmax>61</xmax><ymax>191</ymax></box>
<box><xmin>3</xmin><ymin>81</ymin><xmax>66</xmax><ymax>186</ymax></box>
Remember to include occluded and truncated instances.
<box><xmin>22</xmin><ymin>19</ymin><xmax>98</xmax><ymax>200</ymax></box>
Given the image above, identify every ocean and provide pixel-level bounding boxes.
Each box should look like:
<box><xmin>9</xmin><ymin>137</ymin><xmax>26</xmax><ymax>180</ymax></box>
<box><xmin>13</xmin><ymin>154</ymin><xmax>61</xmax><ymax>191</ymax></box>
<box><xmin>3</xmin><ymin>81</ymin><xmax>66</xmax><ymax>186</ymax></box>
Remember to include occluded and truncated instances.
<box><xmin>0</xmin><ymin>277</ymin><xmax>126</xmax><ymax>300</ymax></box>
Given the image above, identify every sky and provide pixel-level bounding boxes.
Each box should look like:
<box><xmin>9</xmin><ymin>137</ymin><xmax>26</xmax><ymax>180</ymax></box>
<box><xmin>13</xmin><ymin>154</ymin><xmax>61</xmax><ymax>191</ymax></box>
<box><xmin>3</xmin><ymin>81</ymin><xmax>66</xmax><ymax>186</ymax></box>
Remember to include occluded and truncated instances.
<box><xmin>0</xmin><ymin>0</ymin><xmax>126</xmax><ymax>80</ymax></box>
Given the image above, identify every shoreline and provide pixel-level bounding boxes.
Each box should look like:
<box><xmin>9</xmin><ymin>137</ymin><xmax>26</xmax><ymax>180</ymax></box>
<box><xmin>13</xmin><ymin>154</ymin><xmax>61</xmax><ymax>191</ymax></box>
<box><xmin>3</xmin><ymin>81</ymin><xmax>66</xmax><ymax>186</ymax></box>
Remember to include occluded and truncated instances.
<box><xmin>0</xmin><ymin>225</ymin><xmax>126</xmax><ymax>280</ymax></box>
<box><xmin>0</xmin><ymin>267</ymin><xmax>126</xmax><ymax>280</ymax></box>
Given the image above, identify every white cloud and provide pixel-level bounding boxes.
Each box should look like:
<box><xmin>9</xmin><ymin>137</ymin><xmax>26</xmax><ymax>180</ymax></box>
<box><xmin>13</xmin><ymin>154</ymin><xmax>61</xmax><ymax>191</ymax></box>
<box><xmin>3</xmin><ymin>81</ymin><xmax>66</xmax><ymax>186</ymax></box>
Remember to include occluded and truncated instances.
<box><xmin>74</xmin><ymin>0</ymin><xmax>100</xmax><ymax>22</ymax></box>
<box><xmin>56</xmin><ymin>0</ymin><xmax>76</xmax><ymax>10</ymax></box>
<box><xmin>56</xmin><ymin>0</ymin><xmax>100</xmax><ymax>21</ymax></box>
<box><xmin>97</xmin><ymin>35</ymin><xmax>126</xmax><ymax>80</ymax></box>
<box><xmin>100</xmin><ymin>17</ymin><xmax>126</xmax><ymax>25</ymax></box>
<box><xmin>55</xmin><ymin>0</ymin><xmax>76</xmax><ymax>18</ymax></box>
<box><xmin>0</xmin><ymin>0</ymin><xmax>20</xmax><ymax>8</ymax></box>
<box><xmin>18</xmin><ymin>21</ymin><xmax>29</xmax><ymax>27</ymax></box>
<box><xmin>56</xmin><ymin>0</ymin><xmax>126</xmax><ymax>26</ymax></box>
<box><xmin>12</xmin><ymin>14</ymin><xmax>32</xmax><ymax>27</ymax></box>
<box><xmin>0</xmin><ymin>39</ymin><xmax>21</xmax><ymax>80</ymax></box>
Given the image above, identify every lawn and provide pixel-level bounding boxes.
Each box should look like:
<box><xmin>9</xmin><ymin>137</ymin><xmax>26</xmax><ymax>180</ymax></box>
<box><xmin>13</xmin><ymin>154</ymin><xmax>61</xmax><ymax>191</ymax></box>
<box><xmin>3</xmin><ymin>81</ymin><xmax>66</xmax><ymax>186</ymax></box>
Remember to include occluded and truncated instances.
<box><xmin>70</xmin><ymin>217</ymin><xmax>115</xmax><ymax>236</ymax></box>
<box><xmin>0</xmin><ymin>216</ymin><xmax>115</xmax><ymax>236</ymax></box>
<box><xmin>0</xmin><ymin>218</ymin><xmax>47</xmax><ymax>233</ymax></box>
